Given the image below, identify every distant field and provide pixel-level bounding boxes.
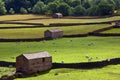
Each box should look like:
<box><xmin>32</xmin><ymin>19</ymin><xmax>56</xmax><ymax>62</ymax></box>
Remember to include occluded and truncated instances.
<box><xmin>102</xmin><ymin>28</ymin><xmax>120</xmax><ymax>33</ymax></box>
<box><xmin>0</xmin><ymin>14</ymin><xmax>50</xmax><ymax>21</ymax></box>
<box><xmin>0</xmin><ymin>24</ymin><xmax>34</xmax><ymax>27</ymax></box>
<box><xmin>11</xmin><ymin>16</ymin><xmax>120</xmax><ymax>25</ymax></box>
<box><xmin>0</xmin><ymin>24</ymin><xmax>111</xmax><ymax>39</ymax></box>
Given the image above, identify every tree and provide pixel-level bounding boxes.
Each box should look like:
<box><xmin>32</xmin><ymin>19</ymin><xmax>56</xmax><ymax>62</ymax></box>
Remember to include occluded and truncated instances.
<box><xmin>73</xmin><ymin>5</ymin><xmax>86</xmax><ymax>16</ymax></box>
<box><xmin>20</xmin><ymin>7</ymin><xmax>28</xmax><ymax>14</ymax></box>
<box><xmin>98</xmin><ymin>2</ymin><xmax>115</xmax><ymax>16</ymax></box>
<box><xmin>48</xmin><ymin>2</ymin><xmax>58</xmax><ymax>14</ymax></box>
<box><xmin>70</xmin><ymin>0</ymin><xmax>81</xmax><ymax>7</ymax></box>
<box><xmin>57</xmin><ymin>3</ymin><xmax>70</xmax><ymax>16</ymax></box>
<box><xmin>113</xmin><ymin>0</ymin><xmax>120</xmax><ymax>9</ymax></box>
<box><xmin>9</xmin><ymin>8</ymin><xmax>15</xmax><ymax>14</ymax></box>
<box><xmin>32</xmin><ymin>1</ymin><xmax>47</xmax><ymax>14</ymax></box>
<box><xmin>82</xmin><ymin>1</ymin><xmax>91</xmax><ymax>9</ymax></box>
<box><xmin>0</xmin><ymin>1</ymin><xmax>7</xmax><ymax>15</ymax></box>
<box><xmin>45</xmin><ymin>0</ymin><xmax>55</xmax><ymax>4</ymax></box>
<box><xmin>87</xmin><ymin>5</ymin><xmax>99</xmax><ymax>16</ymax></box>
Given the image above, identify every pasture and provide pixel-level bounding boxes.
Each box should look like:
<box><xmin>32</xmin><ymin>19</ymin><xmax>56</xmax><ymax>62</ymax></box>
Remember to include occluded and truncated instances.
<box><xmin>15</xmin><ymin>64</ymin><xmax>120</xmax><ymax>80</ymax></box>
<box><xmin>0</xmin><ymin>24</ymin><xmax>111</xmax><ymax>39</ymax></box>
<box><xmin>0</xmin><ymin>24</ymin><xmax>34</xmax><ymax>28</ymax></box>
<box><xmin>11</xmin><ymin>16</ymin><xmax>120</xmax><ymax>25</ymax></box>
<box><xmin>0</xmin><ymin>37</ymin><xmax>120</xmax><ymax>62</ymax></box>
<box><xmin>0</xmin><ymin>14</ymin><xmax>50</xmax><ymax>21</ymax></box>
<box><xmin>0</xmin><ymin>15</ymin><xmax>120</xmax><ymax>80</ymax></box>
<box><xmin>0</xmin><ymin>37</ymin><xmax>120</xmax><ymax>80</ymax></box>
<box><xmin>102</xmin><ymin>28</ymin><xmax>120</xmax><ymax>33</ymax></box>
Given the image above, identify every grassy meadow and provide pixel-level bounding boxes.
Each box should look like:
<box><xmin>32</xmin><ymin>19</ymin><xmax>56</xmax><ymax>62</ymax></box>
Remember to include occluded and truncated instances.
<box><xmin>0</xmin><ymin>24</ymin><xmax>34</xmax><ymax>28</ymax></box>
<box><xmin>0</xmin><ymin>37</ymin><xmax>120</xmax><ymax>62</ymax></box>
<box><xmin>0</xmin><ymin>14</ymin><xmax>50</xmax><ymax>21</ymax></box>
<box><xmin>0</xmin><ymin>67</ymin><xmax>15</xmax><ymax>78</ymax></box>
<box><xmin>11</xmin><ymin>16</ymin><xmax>120</xmax><ymax>25</ymax></box>
<box><xmin>0</xmin><ymin>37</ymin><xmax>120</xmax><ymax>80</ymax></box>
<box><xmin>102</xmin><ymin>28</ymin><xmax>120</xmax><ymax>33</ymax></box>
<box><xmin>15</xmin><ymin>64</ymin><xmax>120</xmax><ymax>80</ymax></box>
<box><xmin>0</xmin><ymin>24</ymin><xmax>111</xmax><ymax>39</ymax></box>
<box><xmin>0</xmin><ymin>15</ymin><xmax>120</xmax><ymax>80</ymax></box>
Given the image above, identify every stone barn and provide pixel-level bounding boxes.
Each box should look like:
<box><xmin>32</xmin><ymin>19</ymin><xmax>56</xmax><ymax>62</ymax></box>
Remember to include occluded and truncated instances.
<box><xmin>16</xmin><ymin>51</ymin><xmax>52</xmax><ymax>74</ymax></box>
<box><xmin>53</xmin><ymin>13</ymin><xmax>63</xmax><ymax>18</ymax></box>
<box><xmin>115</xmin><ymin>21</ymin><xmax>120</xmax><ymax>27</ymax></box>
<box><xmin>44</xmin><ymin>29</ymin><xmax>63</xmax><ymax>39</ymax></box>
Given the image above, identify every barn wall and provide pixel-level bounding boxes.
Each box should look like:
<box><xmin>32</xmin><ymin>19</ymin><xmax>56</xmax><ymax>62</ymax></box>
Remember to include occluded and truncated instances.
<box><xmin>16</xmin><ymin>56</ymin><xmax>29</xmax><ymax>73</ymax></box>
<box><xmin>28</xmin><ymin>57</ymin><xmax>52</xmax><ymax>74</ymax></box>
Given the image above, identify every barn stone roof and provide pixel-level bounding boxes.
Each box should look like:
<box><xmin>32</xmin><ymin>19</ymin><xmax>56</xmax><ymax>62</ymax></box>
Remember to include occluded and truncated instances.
<box><xmin>46</xmin><ymin>29</ymin><xmax>63</xmax><ymax>33</ymax></box>
<box><xmin>54</xmin><ymin>13</ymin><xmax>62</xmax><ymax>16</ymax></box>
<box><xmin>22</xmin><ymin>51</ymin><xmax>51</xmax><ymax>60</ymax></box>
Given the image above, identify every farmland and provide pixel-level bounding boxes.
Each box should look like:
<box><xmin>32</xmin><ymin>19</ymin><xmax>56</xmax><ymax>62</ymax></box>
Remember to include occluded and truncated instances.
<box><xmin>0</xmin><ymin>37</ymin><xmax>120</xmax><ymax>62</ymax></box>
<box><xmin>0</xmin><ymin>15</ymin><xmax>120</xmax><ymax>80</ymax></box>
<box><xmin>0</xmin><ymin>37</ymin><xmax>120</xmax><ymax>80</ymax></box>
<box><xmin>102</xmin><ymin>28</ymin><xmax>120</xmax><ymax>33</ymax></box>
<box><xmin>15</xmin><ymin>64</ymin><xmax>120</xmax><ymax>80</ymax></box>
<box><xmin>0</xmin><ymin>24</ymin><xmax>34</xmax><ymax>28</ymax></box>
<box><xmin>0</xmin><ymin>24</ymin><xmax>111</xmax><ymax>39</ymax></box>
<box><xmin>0</xmin><ymin>14</ymin><xmax>50</xmax><ymax>21</ymax></box>
<box><xmin>10</xmin><ymin>16</ymin><xmax>120</xmax><ymax>25</ymax></box>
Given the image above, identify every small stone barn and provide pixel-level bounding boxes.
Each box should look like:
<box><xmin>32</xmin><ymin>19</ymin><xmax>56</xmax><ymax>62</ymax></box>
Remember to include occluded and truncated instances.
<box><xmin>16</xmin><ymin>51</ymin><xmax>52</xmax><ymax>74</ymax></box>
<box><xmin>44</xmin><ymin>29</ymin><xmax>63</xmax><ymax>39</ymax></box>
<box><xmin>115</xmin><ymin>21</ymin><xmax>120</xmax><ymax>26</ymax></box>
<box><xmin>53</xmin><ymin>13</ymin><xmax>63</xmax><ymax>18</ymax></box>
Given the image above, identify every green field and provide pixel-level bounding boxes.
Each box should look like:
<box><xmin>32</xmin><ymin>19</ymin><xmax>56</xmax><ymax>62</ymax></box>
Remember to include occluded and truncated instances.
<box><xmin>0</xmin><ymin>15</ymin><xmax>120</xmax><ymax>80</ymax></box>
<box><xmin>0</xmin><ymin>67</ymin><xmax>15</xmax><ymax>78</ymax></box>
<box><xmin>0</xmin><ymin>24</ymin><xmax>111</xmax><ymax>39</ymax></box>
<box><xmin>0</xmin><ymin>37</ymin><xmax>120</xmax><ymax>80</ymax></box>
<box><xmin>15</xmin><ymin>64</ymin><xmax>120</xmax><ymax>80</ymax></box>
<box><xmin>0</xmin><ymin>24</ymin><xmax>34</xmax><ymax>27</ymax></box>
<box><xmin>102</xmin><ymin>28</ymin><xmax>120</xmax><ymax>33</ymax></box>
<box><xmin>0</xmin><ymin>14</ymin><xmax>50</xmax><ymax>21</ymax></box>
<box><xmin>11</xmin><ymin>16</ymin><xmax>120</xmax><ymax>25</ymax></box>
<box><xmin>0</xmin><ymin>37</ymin><xmax>120</xmax><ymax>62</ymax></box>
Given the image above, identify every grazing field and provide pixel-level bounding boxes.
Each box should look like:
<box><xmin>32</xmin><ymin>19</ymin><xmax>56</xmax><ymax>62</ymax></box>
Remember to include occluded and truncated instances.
<box><xmin>0</xmin><ymin>24</ymin><xmax>111</xmax><ymax>39</ymax></box>
<box><xmin>101</xmin><ymin>28</ymin><xmax>120</xmax><ymax>33</ymax></box>
<box><xmin>11</xmin><ymin>16</ymin><xmax>120</xmax><ymax>25</ymax></box>
<box><xmin>0</xmin><ymin>37</ymin><xmax>120</xmax><ymax>62</ymax></box>
<box><xmin>0</xmin><ymin>37</ymin><xmax>120</xmax><ymax>80</ymax></box>
<box><xmin>0</xmin><ymin>15</ymin><xmax>120</xmax><ymax>80</ymax></box>
<box><xmin>0</xmin><ymin>67</ymin><xmax>15</xmax><ymax>78</ymax></box>
<box><xmin>15</xmin><ymin>64</ymin><xmax>120</xmax><ymax>80</ymax></box>
<box><xmin>0</xmin><ymin>24</ymin><xmax>34</xmax><ymax>27</ymax></box>
<box><xmin>0</xmin><ymin>14</ymin><xmax>50</xmax><ymax>21</ymax></box>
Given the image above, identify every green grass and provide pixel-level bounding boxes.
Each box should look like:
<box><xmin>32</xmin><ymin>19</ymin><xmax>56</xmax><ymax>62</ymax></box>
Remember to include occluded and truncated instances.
<box><xmin>0</xmin><ymin>37</ymin><xmax>120</xmax><ymax>62</ymax></box>
<box><xmin>12</xmin><ymin>16</ymin><xmax>120</xmax><ymax>25</ymax></box>
<box><xmin>0</xmin><ymin>37</ymin><xmax>120</xmax><ymax>80</ymax></box>
<box><xmin>102</xmin><ymin>28</ymin><xmax>120</xmax><ymax>33</ymax></box>
<box><xmin>0</xmin><ymin>36</ymin><xmax>119</xmax><ymax>79</ymax></box>
<box><xmin>0</xmin><ymin>67</ymin><xmax>15</xmax><ymax>78</ymax></box>
<box><xmin>0</xmin><ymin>14</ymin><xmax>50</xmax><ymax>21</ymax></box>
<box><xmin>0</xmin><ymin>24</ymin><xmax>34</xmax><ymax>27</ymax></box>
<box><xmin>15</xmin><ymin>64</ymin><xmax>120</xmax><ymax>80</ymax></box>
<box><xmin>0</xmin><ymin>24</ymin><xmax>111</xmax><ymax>39</ymax></box>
